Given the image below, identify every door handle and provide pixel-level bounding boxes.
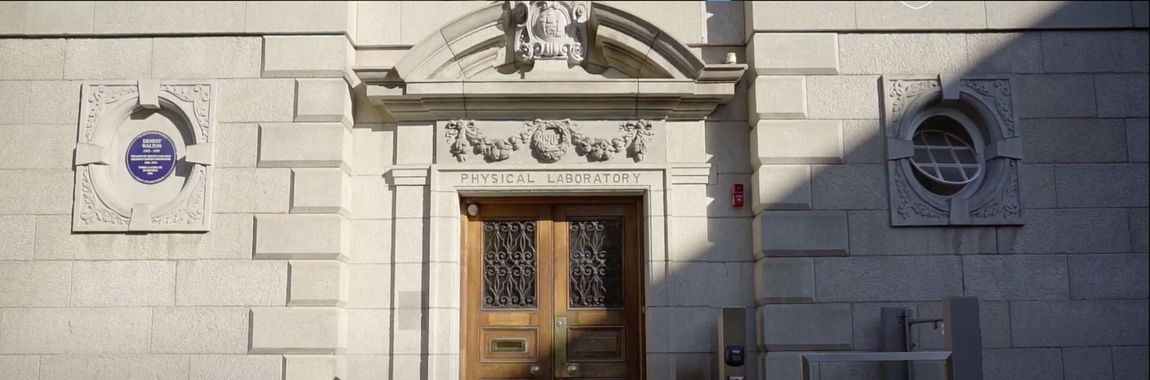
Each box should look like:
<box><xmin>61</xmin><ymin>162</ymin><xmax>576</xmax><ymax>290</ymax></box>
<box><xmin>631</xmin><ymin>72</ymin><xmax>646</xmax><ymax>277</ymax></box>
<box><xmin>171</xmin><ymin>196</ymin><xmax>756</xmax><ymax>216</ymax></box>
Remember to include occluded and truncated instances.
<box><xmin>529</xmin><ymin>364</ymin><xmax>542</xmax><ymax>376</ymax></box>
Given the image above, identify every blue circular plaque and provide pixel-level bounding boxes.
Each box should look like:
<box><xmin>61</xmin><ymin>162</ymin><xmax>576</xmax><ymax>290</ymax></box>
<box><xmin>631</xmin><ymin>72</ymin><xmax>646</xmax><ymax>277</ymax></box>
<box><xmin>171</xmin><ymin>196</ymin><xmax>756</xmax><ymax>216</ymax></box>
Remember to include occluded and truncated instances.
<box><xmin>125</xmin><ymin>131</ymin><xmax>177</xmax><ymax>184</ymax></box>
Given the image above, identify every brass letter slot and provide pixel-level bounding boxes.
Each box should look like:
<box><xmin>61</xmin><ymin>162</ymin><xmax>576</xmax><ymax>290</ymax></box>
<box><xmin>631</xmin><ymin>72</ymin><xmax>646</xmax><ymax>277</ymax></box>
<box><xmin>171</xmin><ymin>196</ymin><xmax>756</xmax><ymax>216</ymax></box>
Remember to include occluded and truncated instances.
<box><xmin>490</xmin><ymin>338</ymin><xmax>528</xmax><ymax>353</ymax></box>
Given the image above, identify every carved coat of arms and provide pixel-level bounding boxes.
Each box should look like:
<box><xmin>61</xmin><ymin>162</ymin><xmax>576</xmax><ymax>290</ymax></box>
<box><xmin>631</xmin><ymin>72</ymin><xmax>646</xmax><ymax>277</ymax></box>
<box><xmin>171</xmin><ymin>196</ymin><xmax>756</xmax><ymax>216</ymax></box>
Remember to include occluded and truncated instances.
<box><xmin>510</xmin><ymin>1</ymin><xmax>590</xmax><ymax>64</ymax></box>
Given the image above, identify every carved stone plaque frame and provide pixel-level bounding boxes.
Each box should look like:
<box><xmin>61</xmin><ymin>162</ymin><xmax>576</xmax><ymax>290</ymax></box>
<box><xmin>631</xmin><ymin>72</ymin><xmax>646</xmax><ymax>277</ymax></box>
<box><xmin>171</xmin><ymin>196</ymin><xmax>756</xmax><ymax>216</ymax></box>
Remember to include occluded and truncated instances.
<box><xmin>883</xmin><ymin>75</ymin><xmax>1023</xmax><ymax>226</ymax></box>
<box><xmin>73</xmin><ymin>80</ymin><xmax>217</xmax><ymax>232</ymax></box>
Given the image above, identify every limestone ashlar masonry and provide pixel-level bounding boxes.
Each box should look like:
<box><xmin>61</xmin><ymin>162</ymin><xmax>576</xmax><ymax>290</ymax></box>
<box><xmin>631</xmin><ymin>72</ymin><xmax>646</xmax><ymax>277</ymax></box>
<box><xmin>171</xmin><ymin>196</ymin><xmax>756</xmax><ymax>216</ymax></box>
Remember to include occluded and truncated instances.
<box><xmin>2</xmin><ymin>2</ymin><xmax>1150</xmax><ymax>380</ymax></box>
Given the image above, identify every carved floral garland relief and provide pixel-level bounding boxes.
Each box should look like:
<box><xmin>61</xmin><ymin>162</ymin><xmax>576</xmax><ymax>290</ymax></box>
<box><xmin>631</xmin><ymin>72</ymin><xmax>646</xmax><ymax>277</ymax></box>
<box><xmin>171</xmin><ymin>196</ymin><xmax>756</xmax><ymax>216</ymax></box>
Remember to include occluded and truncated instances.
<box><xmin>445</xmin><ymin>119</ymin><xmax>655</xmax><ymax>163</ymax></box>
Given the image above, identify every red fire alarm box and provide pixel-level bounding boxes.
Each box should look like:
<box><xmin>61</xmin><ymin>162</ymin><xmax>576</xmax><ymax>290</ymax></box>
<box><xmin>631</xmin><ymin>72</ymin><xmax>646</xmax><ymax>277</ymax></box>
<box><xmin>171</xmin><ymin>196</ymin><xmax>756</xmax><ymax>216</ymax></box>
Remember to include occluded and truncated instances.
<box><xmin>731</xmin><ymin>184</ymin><xmax>745</xmax><ymax>208</ymax></box>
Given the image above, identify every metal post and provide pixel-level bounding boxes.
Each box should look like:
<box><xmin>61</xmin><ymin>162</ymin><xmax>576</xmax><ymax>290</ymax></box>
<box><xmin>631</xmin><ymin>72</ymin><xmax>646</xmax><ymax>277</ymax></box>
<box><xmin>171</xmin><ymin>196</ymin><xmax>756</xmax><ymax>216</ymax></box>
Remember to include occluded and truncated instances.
<box><xmin>943</xmin><ymin>297</ymin><xmax>983</xmax><ymax>380</ymax></box>
<box><xmin>717</xmin><ymin>308</ymin><xmax>748</xmax><ymax>380</ymax></box>
<box><xmin>880</xmin><ymin>307</ymin><xmax>910</xmax><ymax>380</ymax></box>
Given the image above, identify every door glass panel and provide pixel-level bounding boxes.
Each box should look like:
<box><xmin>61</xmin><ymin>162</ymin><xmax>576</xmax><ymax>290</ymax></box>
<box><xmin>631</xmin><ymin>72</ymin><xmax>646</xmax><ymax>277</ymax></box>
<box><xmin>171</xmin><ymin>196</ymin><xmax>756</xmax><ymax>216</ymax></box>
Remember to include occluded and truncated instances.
<box><xmin>568</xmin><ymin>219</ymin><xmax>624</xmax><ymax>308</ymax></box>
<box><xmin>483</xmin><ymin>220</ymin><xmax>538</xmax><ymax>309</ymax></box>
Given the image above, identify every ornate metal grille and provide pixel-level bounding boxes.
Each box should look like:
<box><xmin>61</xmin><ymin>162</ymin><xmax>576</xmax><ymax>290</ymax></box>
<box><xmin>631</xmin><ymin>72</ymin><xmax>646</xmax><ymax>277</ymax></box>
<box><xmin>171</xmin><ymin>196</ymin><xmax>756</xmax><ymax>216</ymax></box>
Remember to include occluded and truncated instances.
<box><xmin>483</xmin><ymin>221</ymin><xmax>538</xmax><ymax>309</ymax></box>
<box><xmin>568</xmin><ymin>219</ymin><xmax>623</xmax><ymax>308</ymax></box>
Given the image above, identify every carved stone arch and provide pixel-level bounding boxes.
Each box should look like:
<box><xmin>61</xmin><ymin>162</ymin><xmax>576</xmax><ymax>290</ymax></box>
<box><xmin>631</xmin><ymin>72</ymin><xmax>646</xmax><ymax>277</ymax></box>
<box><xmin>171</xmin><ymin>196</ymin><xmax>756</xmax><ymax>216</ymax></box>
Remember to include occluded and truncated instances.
<box><xmin>355</xmin><ymin>1</ymin><xmax>746</xmax><ymax>121</ymax></box>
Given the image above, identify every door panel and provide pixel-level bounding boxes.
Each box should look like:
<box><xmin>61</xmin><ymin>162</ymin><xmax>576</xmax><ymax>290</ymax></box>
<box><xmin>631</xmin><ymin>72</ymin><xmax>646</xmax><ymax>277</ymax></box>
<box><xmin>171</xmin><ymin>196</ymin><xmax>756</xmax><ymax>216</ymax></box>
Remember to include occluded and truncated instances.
<box><xmin>467</xmin><ymin>205</ymin><xmax>554</xmax><ymax>380</ymax></box>
<box><xmin>463</xmin><ymin>199</ymin><xmax>643</xmax><ymax>380</ymax></box>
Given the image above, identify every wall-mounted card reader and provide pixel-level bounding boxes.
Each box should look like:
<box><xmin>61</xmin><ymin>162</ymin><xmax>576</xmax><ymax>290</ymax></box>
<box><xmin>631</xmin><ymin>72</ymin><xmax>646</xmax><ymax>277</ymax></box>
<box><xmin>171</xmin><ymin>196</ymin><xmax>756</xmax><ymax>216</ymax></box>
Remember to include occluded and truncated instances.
<box><xmin>725</xmin><ymin>345</ymin><xmax>745</xmax><ymax>367</ymax></box>
<box><xmin>717</xmin><ymin>308</ymin><xmax>750</xmax><ymax>379</ymax></box>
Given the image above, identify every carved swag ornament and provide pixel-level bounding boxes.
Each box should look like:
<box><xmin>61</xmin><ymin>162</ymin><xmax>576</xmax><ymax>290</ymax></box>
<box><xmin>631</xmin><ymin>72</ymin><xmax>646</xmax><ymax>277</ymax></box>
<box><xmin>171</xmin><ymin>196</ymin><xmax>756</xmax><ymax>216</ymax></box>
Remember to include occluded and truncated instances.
<box><xmin>445</xmin><ymin>119</ymin><xmax>654</xmax><ymax>163</ymax></box>
<box><xmin>510</xmin><ymin>0</ymin><xmax>590</xmax><ymax>65</ymax></box>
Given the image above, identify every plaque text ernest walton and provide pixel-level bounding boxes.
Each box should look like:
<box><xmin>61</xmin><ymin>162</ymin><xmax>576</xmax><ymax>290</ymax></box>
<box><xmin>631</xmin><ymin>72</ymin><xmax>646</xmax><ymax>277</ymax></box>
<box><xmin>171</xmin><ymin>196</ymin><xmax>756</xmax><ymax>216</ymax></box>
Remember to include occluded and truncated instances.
<box><xmin>460</xmin><ymin>172</ymin><xmax>641</xmax><ymax>185</ymax></box>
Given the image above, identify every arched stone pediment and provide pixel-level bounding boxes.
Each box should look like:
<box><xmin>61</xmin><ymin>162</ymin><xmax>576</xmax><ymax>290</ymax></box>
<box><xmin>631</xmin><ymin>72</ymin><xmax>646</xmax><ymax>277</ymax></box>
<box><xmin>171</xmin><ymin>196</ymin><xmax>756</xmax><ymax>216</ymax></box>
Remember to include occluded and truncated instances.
<box><xmin>354</xmin><ymin>1</ymin><xmax>746</xmax><ymax>121</ymax></box>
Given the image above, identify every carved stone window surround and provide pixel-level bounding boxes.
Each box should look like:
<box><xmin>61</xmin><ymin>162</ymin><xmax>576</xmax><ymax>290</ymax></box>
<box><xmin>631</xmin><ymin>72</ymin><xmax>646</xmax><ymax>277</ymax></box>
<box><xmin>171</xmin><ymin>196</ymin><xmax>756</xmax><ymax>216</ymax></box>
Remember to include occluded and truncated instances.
<box><xmin>883</xmin><ymin>75</ymin><xmax>1023</xmax><ymax>226</ymax></box>
<box><xmin>73</xmin><ymin>80</ymin><xmax>216</xmax><ymax>232</ymax></box>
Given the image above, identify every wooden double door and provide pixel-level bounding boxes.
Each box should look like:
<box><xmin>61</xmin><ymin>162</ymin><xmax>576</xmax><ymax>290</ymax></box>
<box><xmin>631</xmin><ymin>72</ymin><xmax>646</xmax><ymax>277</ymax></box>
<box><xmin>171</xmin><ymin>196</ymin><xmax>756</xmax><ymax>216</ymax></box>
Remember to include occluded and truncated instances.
<box><xmin>462</xmin><ymin>198</ymin><xmax>644</xmax><ymax>380</ymax></box>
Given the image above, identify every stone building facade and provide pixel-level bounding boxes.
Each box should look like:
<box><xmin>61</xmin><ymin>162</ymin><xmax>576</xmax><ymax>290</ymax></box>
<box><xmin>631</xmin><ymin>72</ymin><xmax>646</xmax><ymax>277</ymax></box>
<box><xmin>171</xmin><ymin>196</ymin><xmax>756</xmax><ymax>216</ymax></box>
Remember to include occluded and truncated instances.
<box><xmin>0</xmin><ymin>1</ymin><xmax>1147</xmax><ymax>380</ymax></box>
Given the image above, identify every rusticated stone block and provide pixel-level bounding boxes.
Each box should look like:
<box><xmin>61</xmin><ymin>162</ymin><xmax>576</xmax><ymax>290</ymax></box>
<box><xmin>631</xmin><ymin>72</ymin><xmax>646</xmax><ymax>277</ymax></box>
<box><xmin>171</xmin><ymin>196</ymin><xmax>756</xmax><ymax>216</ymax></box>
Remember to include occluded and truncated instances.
<box><xmin>255</xmin><ymin>214</ymin><xmax>349</xmax><ymax>260</ymax></box>
<box><xmin>998</xmin><ymin>208</ymin><xmax>1130</xmax><ymax>254</ymax></box>
<box><xmin>748</xmin><ymin>33</ymin><xmax>838</xmax><ymax>75</ymax></box>
<box><xmin>1063</xmin><ymin>347</ymin><xmax>1114</xmax><ymax>380</ymax></box>
<box><xmin>258</xmin><ymin>123</ymin><xmax>351</xmax><ymax>169</ymax></box>
<box><xmin>1024</xmin><ymin>118</ymin><xmax>1127</xmax><ymax>163</ymax></box>
<box><xmin>962</xmin><ymin>255</ymin><xmax>1069</xmax><ymax>301</ymax></box>
<box><xmin>262</xmin><ymin>35</ymin><xmax>351</xmax><ymax>78</ymax></box>
<box><xmin>752</xmin><ymin>165</ymin><xmax>811</xmax><ymax>211</ymax></box>
<box><xmin>71</xmin><ymin>261</ymin><xmax>176</xmax><ymax>306</ymax></box>
<box><xmin>289</xmin><ymin>260</ymin><xmax>349</xmax><ymax>307</ymax></box>
<box><xmin>982</xmin><ymin>348</ymin><xmax>1062</xmax><ymax>380</ymax></box>
<box><xmin>987</xmin><ymin>1</ymin><xmax>1136</xmax><ymax>29</ymax></box>
<box><xmin>291</xmin><ymin>168</ymin><xmax>349</xmax><ymax>215</ymax></box>
<box><xmin>250</xmin><ymin>307</ymin><xmax>347</xmax><ymax>354</ymax></box>
<box><xmin>848</xmin><ymin>210</ymin><xmax>997</xmax><ymax>255</ymax></box>
<box><xmin>295</xmin><ymin>78</ymin><xmax>352</xmax><ymax>125</ymax></box>
<box><xmin>176</xmin><ymin>260</ymin><xmax>288</xmax><ymax>306</ymax></box>
<box><xmin>751</xmin><ymin>120</ymin><xmax>843</xmax><ymax>165</ymax></box>
<box><xmin>0</xmin><ymin>261</ymin><xmax>70</xmax><ymax>307</ymax></box>
<box><xmin>153</xmin><ymin>37</ymin><xmax>261</xmax><ymax>79</ymax></box>
<box><xmin>151</xmin><ymin>307</ymin><xmax>249</xmax><ymax>353</ymax></box>
<box><xmin>748</xmin><ymin>76</ymin><xmax>807</xmax><ymax>122</ymax></box>
<box><xmin>855</xmin><ymin>1</ymin><xmax>985</xmax><ymax>30</ymax></box>
<box><xmin>64</xmin><ymin>38</ymin><xmax>151</xmax><ymax>79</ymax></box>
<box><xmin>815</xmin><ymin>256</ymin><xmax>963</xmax><ymax>302</ymax></box>
<box><xmin>1069</xmin><ymin>254</ymin><xmax>1150</xmax><ymax>300</ymax></box>
<box><xmin>1114</xmin><ymin>346</ymin><xmax>1150</xmax><ymax>380</ymax></box>
<box><xmin>40</xmin><ymin>355</ymin><xmax>189</xmax><ymax>380</ymax></box>
<box><xmin>218</xmin><ymin>79</ymin><xmax>295</xmax><ymax>122</ymax></box>
<box><xmin>1097</xmin><ymin>74</ymin><xmax>1150</xmax><ymax>118</ymax></box>
<box><xmin>284</xmin><ymin>355</ymin><xmax>346</xmax><ymax>380</ymax></box>
<box><xmin>0</xmin><ymin>308</ymin><xmax>152</xmax><ymax>354</ymax></box>
<box><xmin>214</xmin><ymin>168</ymin><xmax>291</xmax><ymax>213</ymax></box>
<box><xmin>1042</xmin><ymin>31</ymin><xmax>1148</xmax><ymax>73</ymax></box>
<box><xmin>246</xmin><ymin>2</ymin><xmax>352</xmax><ymax>35</ymax></box>
<box><xmin>1016</xmin><ymin>74</ymin><xmax>1096</xmax><ymax>118</ymax></box>
<box><xmin>757</xmin><ymin>303</ymin><xmax>852</xmax><ymax>351</ymax></box>
<box><xmin>754</xmin><ymin>211</ymin><xmax>848</xmax><ymax>258</ymax></box>
<box><xmin>1011</xmin><ymin>300</ymin><xmax>1149</xmax><ymax>347</ymax></box>
<box><xmin>753</xmin><ymin>257</ymin><xmax>815</xmax><ymax>304</ymax></box>
<box><xmin>190</xmin><ymin>355</ymin><xmax>283</xmax><ymax>380</ymax></box>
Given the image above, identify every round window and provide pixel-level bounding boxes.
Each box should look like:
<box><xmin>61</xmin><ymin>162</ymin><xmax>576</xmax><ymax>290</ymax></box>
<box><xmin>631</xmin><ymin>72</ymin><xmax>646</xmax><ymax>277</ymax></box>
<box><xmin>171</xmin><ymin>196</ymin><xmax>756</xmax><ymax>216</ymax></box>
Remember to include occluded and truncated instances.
<box><xmin>909</xmin><ymin>115</ymin><xmax>982</xmax><ymax>196</ymax></box>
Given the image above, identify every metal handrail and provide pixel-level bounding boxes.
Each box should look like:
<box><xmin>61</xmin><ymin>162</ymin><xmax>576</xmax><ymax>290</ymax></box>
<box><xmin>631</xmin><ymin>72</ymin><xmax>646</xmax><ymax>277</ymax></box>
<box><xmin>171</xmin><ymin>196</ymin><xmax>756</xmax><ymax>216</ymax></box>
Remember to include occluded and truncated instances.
<box><xmin>800</xmin><ymin>351</ymin><xmax>953</xmax><ymax>380</ymax></box>
<box><xmin>797</xmin><ymin>297</ymin><xmax>982</xmax><ymax>380</ymax></box>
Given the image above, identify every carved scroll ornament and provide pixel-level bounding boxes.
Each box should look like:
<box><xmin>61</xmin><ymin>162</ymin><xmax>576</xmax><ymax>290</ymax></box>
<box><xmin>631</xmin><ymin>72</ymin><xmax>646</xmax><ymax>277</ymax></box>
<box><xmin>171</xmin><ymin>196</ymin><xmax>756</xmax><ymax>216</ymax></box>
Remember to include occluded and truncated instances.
<box><xmin>445</xmin><ymin>119</ymin><xmax>654</xmax><ymax>163</ymax></box>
